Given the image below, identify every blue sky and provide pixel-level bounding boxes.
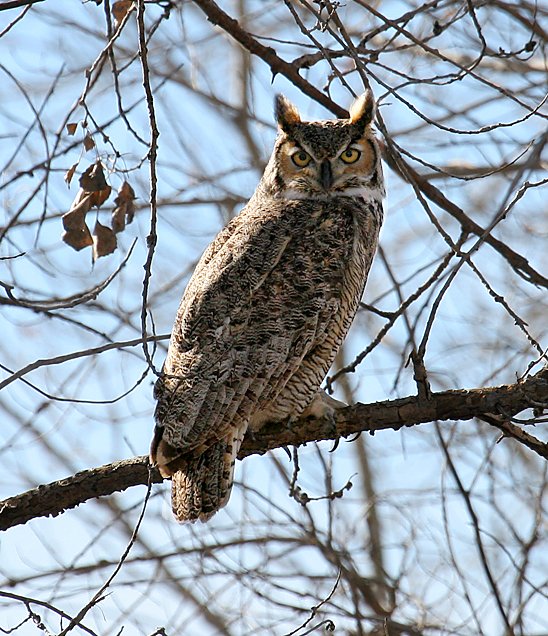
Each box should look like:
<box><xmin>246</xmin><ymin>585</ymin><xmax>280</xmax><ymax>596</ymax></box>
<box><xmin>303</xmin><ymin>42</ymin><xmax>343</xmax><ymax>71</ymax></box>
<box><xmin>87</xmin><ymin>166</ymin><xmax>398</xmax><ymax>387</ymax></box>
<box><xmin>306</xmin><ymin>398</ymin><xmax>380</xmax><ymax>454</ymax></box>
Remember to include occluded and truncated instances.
<box><xmin>0</xmin><ymin>1</ymin><xmax>547</xmax><ymax>634</ymax></box>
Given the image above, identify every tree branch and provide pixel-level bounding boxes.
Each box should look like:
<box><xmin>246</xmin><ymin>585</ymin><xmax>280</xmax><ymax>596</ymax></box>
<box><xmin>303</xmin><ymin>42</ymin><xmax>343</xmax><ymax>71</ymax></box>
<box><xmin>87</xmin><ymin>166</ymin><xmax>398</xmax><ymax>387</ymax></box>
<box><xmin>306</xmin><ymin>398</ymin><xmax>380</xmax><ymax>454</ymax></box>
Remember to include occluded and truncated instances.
<box><xmin>1</xmin><ymin>368</ymin><xmax>546</xmax><ymax>531</ymax></box>
<box><xmin>0</xmin><ymin>0</ymin><xmax>44</xmax><ymax>11</ymax></box>
<box><xmin>192</xmin><ymin>0</ymin><xmax>347</xmax><ymax>117</ymax></box>
<box><xmin>191</xmin><ymin>0</ymin><xmax>548</xmax><ymax>290</ymax></box>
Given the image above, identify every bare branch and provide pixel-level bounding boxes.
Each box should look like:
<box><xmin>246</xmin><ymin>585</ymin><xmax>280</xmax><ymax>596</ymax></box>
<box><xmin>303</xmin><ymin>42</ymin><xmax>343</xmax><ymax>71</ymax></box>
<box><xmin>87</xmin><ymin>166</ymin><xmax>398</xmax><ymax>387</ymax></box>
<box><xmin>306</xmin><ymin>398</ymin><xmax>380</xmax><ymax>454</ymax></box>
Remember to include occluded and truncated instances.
<box><xmin>1</xmin><ymin>367</ymin><xmax>546</xmax><ymax>532</ymax></box>
<box><xmin>0</xmin><ymin>0</ymin><xmax>44</xmax><ymax>11</ymax></box>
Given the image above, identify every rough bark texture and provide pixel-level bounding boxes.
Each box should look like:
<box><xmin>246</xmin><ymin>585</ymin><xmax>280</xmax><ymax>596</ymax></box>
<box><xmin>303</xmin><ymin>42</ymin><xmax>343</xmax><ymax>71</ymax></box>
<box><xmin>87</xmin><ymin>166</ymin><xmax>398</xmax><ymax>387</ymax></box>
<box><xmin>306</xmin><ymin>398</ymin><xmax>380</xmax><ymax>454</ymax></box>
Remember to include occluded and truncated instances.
<box><xmin>1</xmin><ymin>367</ymin><xmax>546</xmax><ymax>531</ymax></box>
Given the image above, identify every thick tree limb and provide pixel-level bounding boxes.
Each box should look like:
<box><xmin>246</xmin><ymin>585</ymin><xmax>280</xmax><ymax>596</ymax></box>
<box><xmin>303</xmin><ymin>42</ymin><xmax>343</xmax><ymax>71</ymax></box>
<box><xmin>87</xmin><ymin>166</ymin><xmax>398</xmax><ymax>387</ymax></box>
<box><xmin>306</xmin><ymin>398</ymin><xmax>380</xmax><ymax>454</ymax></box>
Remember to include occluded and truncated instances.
<box><xmin>0</xmin><ymin>0</ymin><xmax>44</xmax><ymax>11</ymax></box>
<box><xmin>1</xmin><ymin>368</ymin><xmax>546</xmax><ymax>531</ymax></box>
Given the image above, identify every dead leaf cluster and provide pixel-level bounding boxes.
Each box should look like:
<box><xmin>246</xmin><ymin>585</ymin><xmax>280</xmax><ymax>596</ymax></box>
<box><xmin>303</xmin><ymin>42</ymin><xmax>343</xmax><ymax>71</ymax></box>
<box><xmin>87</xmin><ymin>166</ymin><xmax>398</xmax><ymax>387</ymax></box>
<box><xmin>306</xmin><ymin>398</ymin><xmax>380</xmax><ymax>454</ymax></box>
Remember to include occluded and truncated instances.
<box><xmin>62</xmin><ymin>161</ymin><xmax>136</xmax><ymax>261</ymax></box>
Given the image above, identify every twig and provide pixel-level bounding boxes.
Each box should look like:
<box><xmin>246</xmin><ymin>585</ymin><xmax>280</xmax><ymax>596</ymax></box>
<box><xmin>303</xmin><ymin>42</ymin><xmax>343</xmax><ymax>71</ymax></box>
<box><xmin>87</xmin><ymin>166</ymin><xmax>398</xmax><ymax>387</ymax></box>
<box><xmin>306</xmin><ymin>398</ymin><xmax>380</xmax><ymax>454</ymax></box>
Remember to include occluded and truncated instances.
<box><xmin>0</xmin><ymin>591</ymin><xmax>97</xmax><ymax>636</ymax></box>
<box><xmin>192</xmin><ymin>0</ymin><xmax>548</xmax><ymax>289</ymax></box>
<box><xmin>0</xmin><ymin>0</ymin><xmax>44</xmax><ymax>10</ymax></box>
<box><xmin>57</xmin><ymin>469</ymin><xmax>153</xmax><ymax>635</ymax></box>
<box><xmin>137</xmin><ymin>0</ymin><xmax>161</xmax><ymax>372</ymax></box>
<box><xmin>435</xmin><ymin>423</ymin><xmax>514</xmax><ymax>634</ymax></box>
<box><xmin>0</xmin><ymin>239</ymin><xmax>137</xmax><ymax>311</ymax></box>
<box><xmin>283</xmin><ymin>570</ymin><xmax>340</xmax><ymax>636</ymax></box>
<box><xmin>0</xmin><ymin>334</ymin><xmax>169</xmax><ymax>392</ymax></box>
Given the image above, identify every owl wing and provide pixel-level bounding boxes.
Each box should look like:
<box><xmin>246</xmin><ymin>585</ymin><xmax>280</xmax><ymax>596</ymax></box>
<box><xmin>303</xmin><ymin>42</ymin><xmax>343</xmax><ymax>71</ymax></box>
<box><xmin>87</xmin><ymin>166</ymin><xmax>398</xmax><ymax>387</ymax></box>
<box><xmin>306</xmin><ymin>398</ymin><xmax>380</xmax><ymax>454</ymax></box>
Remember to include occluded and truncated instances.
<box><xmin>153</xmin><ymin>196</ymin><xmax>356</xmax><ymax>455</ymax></box>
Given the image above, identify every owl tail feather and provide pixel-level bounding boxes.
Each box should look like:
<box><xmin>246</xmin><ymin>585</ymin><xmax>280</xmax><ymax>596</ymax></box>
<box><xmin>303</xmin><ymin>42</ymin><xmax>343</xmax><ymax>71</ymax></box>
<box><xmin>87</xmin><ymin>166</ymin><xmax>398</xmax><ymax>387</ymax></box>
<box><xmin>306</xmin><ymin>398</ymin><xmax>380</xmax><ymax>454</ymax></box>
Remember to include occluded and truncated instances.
<box><xmin>171</xmin><ymin>425</ymin><xmax>246</xmax><ymax>523</ymax></box>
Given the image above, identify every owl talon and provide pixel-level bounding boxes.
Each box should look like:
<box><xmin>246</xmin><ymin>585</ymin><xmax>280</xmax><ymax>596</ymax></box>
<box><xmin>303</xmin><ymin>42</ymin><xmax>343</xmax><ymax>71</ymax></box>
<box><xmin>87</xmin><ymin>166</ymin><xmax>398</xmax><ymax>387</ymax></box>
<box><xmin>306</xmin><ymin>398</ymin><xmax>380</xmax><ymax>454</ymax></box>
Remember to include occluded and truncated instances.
<box><xmin>301</xmin><ymin>390</ymin><xmax>346</xmax><ymax>421</ymax></box>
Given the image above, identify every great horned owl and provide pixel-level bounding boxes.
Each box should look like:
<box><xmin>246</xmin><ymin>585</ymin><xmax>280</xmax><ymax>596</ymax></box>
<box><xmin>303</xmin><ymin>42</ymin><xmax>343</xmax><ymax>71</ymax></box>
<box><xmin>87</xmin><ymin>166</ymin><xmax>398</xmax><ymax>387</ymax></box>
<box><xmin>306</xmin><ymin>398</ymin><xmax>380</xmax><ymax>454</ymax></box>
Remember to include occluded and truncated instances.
<box><xmin>151</xmin><ymin>92</ymin><xmax>385</xmax><ymax>522</ymax></box>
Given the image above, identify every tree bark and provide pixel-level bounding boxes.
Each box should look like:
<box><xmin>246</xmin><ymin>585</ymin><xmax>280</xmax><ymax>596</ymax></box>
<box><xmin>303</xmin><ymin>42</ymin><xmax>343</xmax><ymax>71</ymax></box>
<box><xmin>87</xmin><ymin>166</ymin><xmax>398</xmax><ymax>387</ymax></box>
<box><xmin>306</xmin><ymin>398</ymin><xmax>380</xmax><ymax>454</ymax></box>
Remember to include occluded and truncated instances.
<box><xmin>1</xmin><ymin>367</ymin><xmax>546</xmax><ymax>531</ymax></box>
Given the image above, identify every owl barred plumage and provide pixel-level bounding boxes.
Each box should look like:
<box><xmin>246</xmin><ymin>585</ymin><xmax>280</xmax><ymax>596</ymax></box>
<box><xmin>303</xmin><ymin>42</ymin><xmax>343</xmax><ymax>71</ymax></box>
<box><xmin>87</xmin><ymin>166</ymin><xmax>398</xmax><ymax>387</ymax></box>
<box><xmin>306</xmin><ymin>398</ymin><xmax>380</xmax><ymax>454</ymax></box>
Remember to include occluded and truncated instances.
<box><xmin>151</xmin><ymin>92</ymin><xmax>385</xmax><ymax>522</ymax></box>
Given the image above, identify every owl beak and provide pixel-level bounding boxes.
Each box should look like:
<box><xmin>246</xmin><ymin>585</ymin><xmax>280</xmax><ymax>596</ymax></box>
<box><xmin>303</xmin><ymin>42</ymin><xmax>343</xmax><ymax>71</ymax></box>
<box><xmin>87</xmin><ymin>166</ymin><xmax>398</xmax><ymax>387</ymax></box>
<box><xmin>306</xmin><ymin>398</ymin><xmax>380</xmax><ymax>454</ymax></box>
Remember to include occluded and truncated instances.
<box><xmin>319</xmin><ymin>160</ymin><xmax>333</xmax><ymax>190</ymax></box>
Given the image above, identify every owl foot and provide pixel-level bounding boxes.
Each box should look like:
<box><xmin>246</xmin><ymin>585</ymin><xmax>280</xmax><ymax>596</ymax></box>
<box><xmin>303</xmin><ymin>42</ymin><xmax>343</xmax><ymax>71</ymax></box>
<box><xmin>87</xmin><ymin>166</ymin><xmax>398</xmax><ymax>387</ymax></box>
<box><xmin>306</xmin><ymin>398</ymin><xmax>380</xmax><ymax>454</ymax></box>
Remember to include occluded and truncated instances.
<box><xmin>283</xmin><ymin>414</ymin><xmax>298</xmax><ymax>431</ymax></box>
<box><xmin>301</xmin><ymin>389</ymin><xmax>347</xmax><ymax>420</ymax></box>
<box><xmin>300</xmin><ymin>390</ymin><xmax>347</xmax><ymax>443</ymax></box>
<box><xmin>244</xmin><ymin>427</ymin><xmax>257</xmax><ymax>442</ymax></box>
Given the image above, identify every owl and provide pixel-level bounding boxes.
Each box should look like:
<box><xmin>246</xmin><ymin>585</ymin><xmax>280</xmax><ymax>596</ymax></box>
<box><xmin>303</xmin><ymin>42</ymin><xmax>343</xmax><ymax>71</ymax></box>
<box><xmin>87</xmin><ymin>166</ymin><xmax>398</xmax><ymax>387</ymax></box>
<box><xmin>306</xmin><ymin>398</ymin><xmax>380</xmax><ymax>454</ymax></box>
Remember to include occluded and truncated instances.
<box><xmin>151</xmin><ymin>91</ymin><xmax>385</xmax><ymax>522</ymax></box>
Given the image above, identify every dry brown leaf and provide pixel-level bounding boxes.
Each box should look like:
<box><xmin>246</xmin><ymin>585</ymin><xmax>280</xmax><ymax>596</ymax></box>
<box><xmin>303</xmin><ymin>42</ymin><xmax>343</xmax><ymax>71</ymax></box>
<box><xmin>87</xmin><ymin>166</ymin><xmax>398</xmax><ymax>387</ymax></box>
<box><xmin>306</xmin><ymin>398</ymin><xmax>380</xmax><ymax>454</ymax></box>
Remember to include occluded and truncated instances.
<box><xmin>79</xmin><ymin>161</ymin><xmax>112</xmax><ymax>207</ymax></box>
<box><xmin>112</xmin><ymin>181</ymin><xmax>136</xmax><ymax>233</ymax></box>
<box><xmin>62</xmin><ymin>192</ymin><xmax>93</xmax><ymax>231</ymax></box>
<box><xmin>79</xmin><ymin>161</ymin><xmax>108</xmax><ymax>191</ymax></box>
<box><xmin>112</xmin><ymin>0</ymin><xmax>133</xmax><ymax>27</ymax></box>
<box><xmin>62</xmin><ymin>225</ymin><xmax>93</xmax><ymax>251</ymax></box>
<box><xmin>89</xmin><ymin>185</ymin><xmax>112</xmax><ymax>207</ymax></box>
<box><xmin>83</xmin><ymin>134</ymin><xmax>95</xmax><ymax>151</ymax></box>
<box><xmin>62</xmin><ymin>162</ymin><xmax>112</xmax><ymax>252</ymax></box>
<box><xmin>62</xmin><ymin>193</ymin><xmax>93</xmax><ymax>251</ymax></box>
<box><xmin>64</xmin><ymin>163</ymin><xmax>79</xmax><ymax>186</ymax></box>
<box><xmin>66</xmin><ymin>122</ymin><xmax>78</xmax><ymax>136</ymax></box>
<box><xmin>92</xmin><ymin>220</ymin><xmax>117</xmax><ymax>261</ymax></box>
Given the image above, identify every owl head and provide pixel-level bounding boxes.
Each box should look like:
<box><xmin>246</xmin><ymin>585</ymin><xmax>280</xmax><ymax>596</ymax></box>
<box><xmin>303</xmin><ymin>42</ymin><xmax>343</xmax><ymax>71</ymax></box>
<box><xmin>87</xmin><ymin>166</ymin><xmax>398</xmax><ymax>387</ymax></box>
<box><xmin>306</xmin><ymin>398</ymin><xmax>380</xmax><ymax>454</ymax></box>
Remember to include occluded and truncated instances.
<box><xmin>261</xmin><ymin>91</ymin><xmax>384</xmax><ymax>200</ymax></box>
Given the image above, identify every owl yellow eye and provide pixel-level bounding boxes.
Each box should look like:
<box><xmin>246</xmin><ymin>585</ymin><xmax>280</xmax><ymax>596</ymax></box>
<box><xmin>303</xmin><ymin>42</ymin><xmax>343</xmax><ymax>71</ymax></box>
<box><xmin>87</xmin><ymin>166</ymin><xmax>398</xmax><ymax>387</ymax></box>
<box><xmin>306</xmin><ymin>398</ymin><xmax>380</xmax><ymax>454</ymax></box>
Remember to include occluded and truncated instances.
<box><xmin>291</xmin><ymin>150</ymin><xmax>312</xmax><ymax>167</ymax></box>
<box><xmin>340</xmin><ymin>148</ymin><xmax>361</xmax><ymax>164</ymax></box>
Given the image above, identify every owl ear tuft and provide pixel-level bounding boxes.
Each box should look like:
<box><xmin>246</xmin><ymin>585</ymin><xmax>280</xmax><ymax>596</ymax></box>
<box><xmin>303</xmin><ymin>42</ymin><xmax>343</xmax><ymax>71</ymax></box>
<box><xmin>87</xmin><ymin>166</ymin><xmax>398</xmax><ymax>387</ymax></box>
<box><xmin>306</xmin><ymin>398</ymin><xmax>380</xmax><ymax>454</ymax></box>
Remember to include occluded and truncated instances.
<box><xmin>349</xmin><ymin>90</ymin><xmax>376</xmax><ymax>128</ymax></box>
<box><xmin>275</xmin><ymin>94</ymin><xmax>301</xmax><ymax>132</ymax></box>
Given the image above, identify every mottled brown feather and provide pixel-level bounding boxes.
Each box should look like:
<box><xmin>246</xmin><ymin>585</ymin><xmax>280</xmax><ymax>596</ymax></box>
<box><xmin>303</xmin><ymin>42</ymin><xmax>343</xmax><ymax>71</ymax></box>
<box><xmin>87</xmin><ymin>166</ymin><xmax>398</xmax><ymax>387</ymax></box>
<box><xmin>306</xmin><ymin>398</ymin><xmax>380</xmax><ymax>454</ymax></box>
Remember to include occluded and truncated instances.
<box><xmin>151</xmin><ymin>93</ymin><xmax>384</xmax><ymax>522</ymax></box>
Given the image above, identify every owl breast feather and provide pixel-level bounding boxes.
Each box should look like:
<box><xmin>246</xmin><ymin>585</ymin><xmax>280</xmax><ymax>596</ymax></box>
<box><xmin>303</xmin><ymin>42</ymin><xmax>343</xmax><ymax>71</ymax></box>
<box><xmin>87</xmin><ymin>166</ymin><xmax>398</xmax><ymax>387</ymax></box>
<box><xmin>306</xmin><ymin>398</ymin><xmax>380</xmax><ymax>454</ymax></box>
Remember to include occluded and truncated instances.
<box><xmin>156</xmin><ymin>193</ymin><xmax>382</xmax><ymax>448</ymax></box>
